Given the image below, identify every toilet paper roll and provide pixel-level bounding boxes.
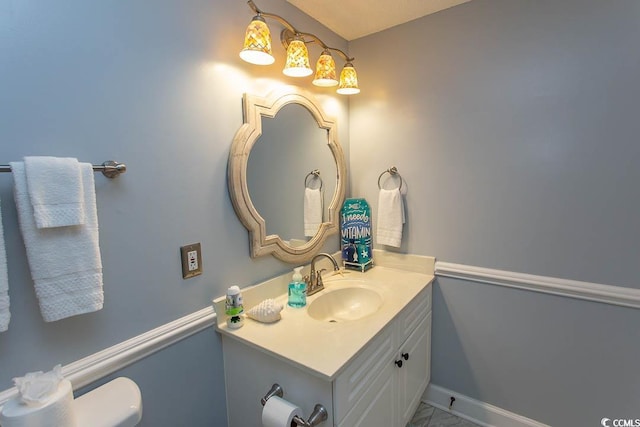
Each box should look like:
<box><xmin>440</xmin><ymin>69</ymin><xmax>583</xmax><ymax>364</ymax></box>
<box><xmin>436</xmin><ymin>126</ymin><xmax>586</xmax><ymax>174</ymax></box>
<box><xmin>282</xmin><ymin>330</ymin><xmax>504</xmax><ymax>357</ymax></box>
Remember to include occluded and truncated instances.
<box><xmin>261</xmin><ymin>396</ymin><xmax>303</xmax><ymax>427</ymax></box>
<box><xmin>0</xmin><ymin>379</ymin><xmax>77</xmax><ymax>427</ymax></box>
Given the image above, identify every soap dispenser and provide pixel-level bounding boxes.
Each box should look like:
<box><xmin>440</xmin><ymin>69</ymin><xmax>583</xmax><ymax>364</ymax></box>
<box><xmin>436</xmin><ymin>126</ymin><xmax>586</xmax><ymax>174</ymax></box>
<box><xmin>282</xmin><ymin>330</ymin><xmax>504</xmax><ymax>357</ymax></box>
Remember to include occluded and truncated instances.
<box><xmin>288</xmin><ymin>266</ymin><xmax>306</xmax><ymax>308</ymax></box>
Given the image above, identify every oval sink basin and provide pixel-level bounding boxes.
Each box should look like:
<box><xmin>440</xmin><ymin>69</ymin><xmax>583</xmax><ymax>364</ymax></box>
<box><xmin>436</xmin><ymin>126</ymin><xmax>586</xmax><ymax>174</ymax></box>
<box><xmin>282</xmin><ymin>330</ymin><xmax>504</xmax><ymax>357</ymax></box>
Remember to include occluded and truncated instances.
<box><xmin>307</xmin><ymin>287</ymin><xmax>383</xmax><ymax>322</ymax></box>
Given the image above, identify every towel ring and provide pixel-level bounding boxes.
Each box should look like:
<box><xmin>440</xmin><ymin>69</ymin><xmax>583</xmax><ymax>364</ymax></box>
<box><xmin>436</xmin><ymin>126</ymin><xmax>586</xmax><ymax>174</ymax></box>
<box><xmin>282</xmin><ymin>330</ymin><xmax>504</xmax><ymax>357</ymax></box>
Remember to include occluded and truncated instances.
<box><xmin>304</xmin><ymin>169</ymin><xmax>323</xmax><ymax>190</ymax></box>
<box><xmin>378</xmin><ymin>166</ymin><xmax>403</xmax><ymax>191</ymax></box>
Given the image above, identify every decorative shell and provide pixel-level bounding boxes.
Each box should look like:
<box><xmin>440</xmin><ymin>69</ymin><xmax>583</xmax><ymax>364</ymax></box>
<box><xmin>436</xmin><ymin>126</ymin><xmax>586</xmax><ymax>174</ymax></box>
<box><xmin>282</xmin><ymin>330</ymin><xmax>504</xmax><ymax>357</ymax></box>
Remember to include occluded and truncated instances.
<box><xmin>246</xmin><ymin>299</ymin><xmax>283</xmax><ymax>323</ymax></box>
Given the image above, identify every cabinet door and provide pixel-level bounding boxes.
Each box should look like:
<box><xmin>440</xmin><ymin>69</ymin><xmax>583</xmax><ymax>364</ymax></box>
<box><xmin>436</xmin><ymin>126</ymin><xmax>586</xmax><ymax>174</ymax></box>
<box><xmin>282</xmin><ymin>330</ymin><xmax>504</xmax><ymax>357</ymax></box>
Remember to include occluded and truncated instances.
<box><xmin>337</xmin><ymin>359</ymin><xmax>396</xmax><ymax>427</ymax></box>
<box><xmin>333</xmin><ymin>325</ymin><xmax>395</xmax><ymax>424</ymax></box>
<box><xmin>397</xmin><ymin>312</ymin><xmax>432</xmax><ymax>426</ymax></box>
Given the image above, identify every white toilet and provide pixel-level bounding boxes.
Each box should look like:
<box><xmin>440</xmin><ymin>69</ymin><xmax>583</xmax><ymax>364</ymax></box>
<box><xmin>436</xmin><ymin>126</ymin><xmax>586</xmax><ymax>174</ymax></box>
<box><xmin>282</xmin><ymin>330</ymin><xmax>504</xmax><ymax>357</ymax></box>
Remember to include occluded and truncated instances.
<box><xmin>75</xmin><ymin>377</ymin><xmax>143</xmax><ymax>427</ymax></box>
<box><xmin>0</xmin><ymin>376</ymin><xmax>142</xmax><ymax>427</ymax></box>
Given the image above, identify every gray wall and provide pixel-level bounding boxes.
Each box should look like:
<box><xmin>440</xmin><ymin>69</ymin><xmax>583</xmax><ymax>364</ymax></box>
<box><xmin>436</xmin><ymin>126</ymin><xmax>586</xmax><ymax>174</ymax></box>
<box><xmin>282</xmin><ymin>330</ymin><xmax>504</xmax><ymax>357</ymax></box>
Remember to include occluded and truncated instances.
<box><xmin>0</xmin><ymin>1</ymin><xmax>348</xmax><ymax>425</ymax></box>
<box><xmin>349</xmin><ymin>0</ymin><xmax>640</xmax><ymax>425</ymax></box>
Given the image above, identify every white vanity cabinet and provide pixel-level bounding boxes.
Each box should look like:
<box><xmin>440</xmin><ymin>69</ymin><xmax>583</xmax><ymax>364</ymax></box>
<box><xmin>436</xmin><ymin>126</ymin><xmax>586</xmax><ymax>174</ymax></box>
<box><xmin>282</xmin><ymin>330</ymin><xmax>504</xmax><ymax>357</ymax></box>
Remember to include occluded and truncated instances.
<box><xmin>221</xmin><ymin>283</ymin><xmax>432</xmax><ymax>427</ymax></box>
<box><xmin>335</xmin><ymin>285</ymin><xmax>432</xmax><ymax>427</ymax></box>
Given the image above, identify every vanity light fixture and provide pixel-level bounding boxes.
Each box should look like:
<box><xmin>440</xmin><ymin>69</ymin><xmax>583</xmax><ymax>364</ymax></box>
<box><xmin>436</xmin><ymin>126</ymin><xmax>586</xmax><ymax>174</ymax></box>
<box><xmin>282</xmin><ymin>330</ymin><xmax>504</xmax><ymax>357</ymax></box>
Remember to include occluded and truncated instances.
<box><xmin>239</xmin><ymin>0</ymin><xmax>359</xmax><ymax>95</ymax></box>
<box><xmin>337</xmin><ymin>62</ymin><xmax>360</xmax><ymax>95</ymax></box>
<box><xmin>313</xmin><ymin>49</ymin><xmax>338</xmax><ymax>87</ymax></box>
<box><xmin>240</xmin><ymin>14</ymin><xmax>275</xmax><ymax>65</ymax></box>
<box><xmin>283</xmin><ymin>35</ymin><xmax>313</xmax><ymax>77</ymax></box>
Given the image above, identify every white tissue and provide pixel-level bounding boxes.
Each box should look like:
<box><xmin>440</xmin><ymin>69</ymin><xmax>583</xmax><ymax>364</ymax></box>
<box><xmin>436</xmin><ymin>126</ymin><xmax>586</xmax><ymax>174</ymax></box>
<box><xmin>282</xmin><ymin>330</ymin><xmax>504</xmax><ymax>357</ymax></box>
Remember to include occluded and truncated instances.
<box><xmin>14</xmin><ymin>365</ymin><xmax>64</xmax><ymax>405</ymax></box>
<box><xmin>246</xmin><ymin>299</ymin><xmax>283</xmax><ymax>323</ymax></box>
<box><xmin>1</xmin><ymin>365</ymin><xmax>77</xmax><ymax>427</ymax></box>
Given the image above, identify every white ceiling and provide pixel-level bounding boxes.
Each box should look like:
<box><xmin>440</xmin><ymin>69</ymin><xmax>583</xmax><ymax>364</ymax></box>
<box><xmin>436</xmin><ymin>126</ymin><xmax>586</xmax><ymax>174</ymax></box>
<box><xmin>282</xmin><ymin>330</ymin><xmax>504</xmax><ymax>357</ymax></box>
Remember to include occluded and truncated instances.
<box><xmin>286</xmin><ymin>0</ymin><xmax>473</xmax><ymax>41</ymax></box>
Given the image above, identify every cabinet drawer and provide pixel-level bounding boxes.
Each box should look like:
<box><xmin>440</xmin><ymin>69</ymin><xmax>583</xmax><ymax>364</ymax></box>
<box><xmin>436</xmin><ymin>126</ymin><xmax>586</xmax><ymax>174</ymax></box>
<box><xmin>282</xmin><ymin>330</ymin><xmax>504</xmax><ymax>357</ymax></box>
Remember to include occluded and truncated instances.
<box><xmin>395</xmin><ymin>284</ymin><xmax>431</xmax><ymax>347</ymax></box>
<box><xmin>333</xmin><ymin>325</ymin><xmax>395</xmax><ymax>424</ymax></box>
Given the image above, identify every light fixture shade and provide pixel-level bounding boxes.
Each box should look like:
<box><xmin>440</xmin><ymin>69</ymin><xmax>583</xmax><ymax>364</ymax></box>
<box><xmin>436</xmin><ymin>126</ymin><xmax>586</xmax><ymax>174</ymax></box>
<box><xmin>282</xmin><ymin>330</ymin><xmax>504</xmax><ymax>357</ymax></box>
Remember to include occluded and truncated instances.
<box><xmin>283</xmin><ymin>37</ymin><xmax>313</xmax><ymax>77</ymax></box>
<box><xmin>337</xmin><ymin>63</ymin><xmax>360</xmax><ymax>95</ymax></box>
<box><xmin>312</xmin><ymin>50</ymin><xmax>338</xmax><ymax>87</ymax></box>
<box><xmin>239</xmin><ymin>15</ymin><xmax>275</xmax><ymax>65</ymax></box>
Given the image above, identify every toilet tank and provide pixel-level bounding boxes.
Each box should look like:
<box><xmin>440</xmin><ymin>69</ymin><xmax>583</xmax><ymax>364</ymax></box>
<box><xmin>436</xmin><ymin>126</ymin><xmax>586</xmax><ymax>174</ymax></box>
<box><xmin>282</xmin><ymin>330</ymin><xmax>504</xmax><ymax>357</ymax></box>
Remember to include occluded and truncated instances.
<box><xmin>75</xmin><ymin>377</ymin><xmax>142</xmax><ymax>427</ymax></box>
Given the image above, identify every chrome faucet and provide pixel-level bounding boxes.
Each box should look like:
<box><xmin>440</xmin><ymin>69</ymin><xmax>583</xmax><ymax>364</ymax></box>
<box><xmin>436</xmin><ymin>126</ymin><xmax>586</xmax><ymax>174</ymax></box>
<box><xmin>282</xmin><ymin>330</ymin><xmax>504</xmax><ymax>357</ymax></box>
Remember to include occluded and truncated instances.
<box><xmin>305</xmin><ymin>253</ymin><xmax>340</xmax><ymax>296</ymax></box>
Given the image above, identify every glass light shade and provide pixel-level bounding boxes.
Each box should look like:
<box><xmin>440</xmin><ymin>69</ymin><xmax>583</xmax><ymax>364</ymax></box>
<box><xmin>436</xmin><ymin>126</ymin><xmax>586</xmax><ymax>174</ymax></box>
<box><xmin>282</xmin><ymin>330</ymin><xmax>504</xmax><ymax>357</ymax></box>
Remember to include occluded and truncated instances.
<box><xmin>283</xmin><ymin>38</ymin><xmax>313</xmax><ymax>77</ymax></box>
<box><xmin>312</xmin><ymin>50</ymin><xmax>338</xmax><ymax>87</ymax></box>
<box><xmin>337</xmin><ymin>63</ymin><xmax>360</xmax><ymax>95</ymax></box>
<box><xmin>239</xmin><ymin>16</ymin><xmax>275</xmax><ymax>65</ymax></box>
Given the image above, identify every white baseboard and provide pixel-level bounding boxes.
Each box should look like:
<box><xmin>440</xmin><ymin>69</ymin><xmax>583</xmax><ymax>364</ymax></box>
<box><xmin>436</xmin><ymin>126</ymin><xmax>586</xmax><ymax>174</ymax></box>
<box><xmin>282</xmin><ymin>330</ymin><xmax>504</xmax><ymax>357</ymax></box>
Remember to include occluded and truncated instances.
<box><xmin>435</xmin><ymin>261</ymin><xmax>640</xmax><ymax>309</ymax></box>
<box><xmin>0</xmin><ymin>306</ymin><xmax>216</xmax><ymax>406</ymax></box>
<box><xmin>424</xmin><ymin>384</ymin><xmax>549</xmax><ymax>427</ymax></box>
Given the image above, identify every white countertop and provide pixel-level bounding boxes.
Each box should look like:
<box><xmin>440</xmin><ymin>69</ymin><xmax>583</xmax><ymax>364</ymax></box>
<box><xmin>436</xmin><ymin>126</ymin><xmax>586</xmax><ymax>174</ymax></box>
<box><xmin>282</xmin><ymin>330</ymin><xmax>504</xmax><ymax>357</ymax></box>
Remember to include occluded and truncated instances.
<box><xmin>215</xmin><ymin>263</ymin><xmax>434</xmax><ymax>381</ymax></box>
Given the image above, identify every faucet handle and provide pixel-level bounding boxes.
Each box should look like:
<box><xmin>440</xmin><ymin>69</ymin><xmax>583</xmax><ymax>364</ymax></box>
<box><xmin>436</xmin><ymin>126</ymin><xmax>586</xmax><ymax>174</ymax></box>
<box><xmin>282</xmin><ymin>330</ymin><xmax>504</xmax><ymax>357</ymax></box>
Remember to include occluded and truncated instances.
<box><xmin>316</xmin><ymin>271</ymin><xmax>325</xmax><ymax>288</ymax></box>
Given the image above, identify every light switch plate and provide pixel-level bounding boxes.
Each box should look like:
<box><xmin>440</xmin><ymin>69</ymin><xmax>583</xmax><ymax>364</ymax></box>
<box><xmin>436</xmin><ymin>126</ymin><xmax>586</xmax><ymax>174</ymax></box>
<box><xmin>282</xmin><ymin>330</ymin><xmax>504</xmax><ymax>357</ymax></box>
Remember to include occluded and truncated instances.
<box><xmin>180</xmin><ymin>243</ymin><xmax>202</xmax><ymax>279</ymax></box>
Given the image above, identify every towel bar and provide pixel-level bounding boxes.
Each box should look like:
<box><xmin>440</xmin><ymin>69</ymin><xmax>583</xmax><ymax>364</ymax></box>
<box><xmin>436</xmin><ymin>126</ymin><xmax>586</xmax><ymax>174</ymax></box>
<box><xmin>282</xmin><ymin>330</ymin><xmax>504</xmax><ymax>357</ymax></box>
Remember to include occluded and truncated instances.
<box><xmin>0</xmin><ymin>160</ymin><xmax>127</xmax><ymax>178</ymax></box>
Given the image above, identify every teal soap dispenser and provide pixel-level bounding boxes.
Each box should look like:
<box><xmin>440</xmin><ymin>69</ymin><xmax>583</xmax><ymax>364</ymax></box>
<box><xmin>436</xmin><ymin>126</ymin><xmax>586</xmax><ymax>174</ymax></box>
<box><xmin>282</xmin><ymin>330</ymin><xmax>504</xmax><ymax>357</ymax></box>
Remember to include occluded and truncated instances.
<box><xmin>287</xmin><ymin>266</ymin><xmax>306</xmax><ymax>308</ymax></box>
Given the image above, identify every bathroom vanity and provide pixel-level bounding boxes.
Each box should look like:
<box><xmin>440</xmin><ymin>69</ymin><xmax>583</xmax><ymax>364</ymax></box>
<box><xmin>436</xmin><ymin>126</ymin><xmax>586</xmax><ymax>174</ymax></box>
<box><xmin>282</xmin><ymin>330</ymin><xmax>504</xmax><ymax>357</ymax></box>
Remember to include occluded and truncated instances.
<box><xmin>214</xmin><ymin>252</ymin><xmax>434</xmax><ymax>427</ymax></box>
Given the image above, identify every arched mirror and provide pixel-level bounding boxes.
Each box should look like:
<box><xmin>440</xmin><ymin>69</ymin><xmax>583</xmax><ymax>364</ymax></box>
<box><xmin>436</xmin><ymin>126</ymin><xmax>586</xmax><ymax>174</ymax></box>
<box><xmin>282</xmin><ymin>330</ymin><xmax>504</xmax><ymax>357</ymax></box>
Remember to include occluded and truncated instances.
<box><xmin>228</xmin><ymin>87</ymin><xmax>347</xmax><ymax>263</ymax></box>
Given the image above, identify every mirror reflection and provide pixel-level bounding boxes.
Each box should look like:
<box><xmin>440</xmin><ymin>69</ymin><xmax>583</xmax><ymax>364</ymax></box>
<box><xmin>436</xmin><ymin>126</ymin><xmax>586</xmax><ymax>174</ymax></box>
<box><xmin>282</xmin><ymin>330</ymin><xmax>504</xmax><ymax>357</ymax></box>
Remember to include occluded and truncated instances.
<box><xmin>228</xmin><ymin>87</ymin><xmax>346</xmax><ymax>263</ymax></box>
<box><xmin>247</xmin><ymin>103</ymin><xmax>337</xmax><ymax>244</ymax></box>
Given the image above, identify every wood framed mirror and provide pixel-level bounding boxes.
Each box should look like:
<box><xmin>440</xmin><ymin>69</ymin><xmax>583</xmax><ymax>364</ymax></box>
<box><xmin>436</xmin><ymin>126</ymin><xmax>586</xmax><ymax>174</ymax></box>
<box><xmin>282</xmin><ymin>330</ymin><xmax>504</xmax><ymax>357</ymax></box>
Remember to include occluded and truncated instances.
<box><xmin>228</xmin><ymin>87</ymin><xmax>347</xmax><ymax>263</ymax></box>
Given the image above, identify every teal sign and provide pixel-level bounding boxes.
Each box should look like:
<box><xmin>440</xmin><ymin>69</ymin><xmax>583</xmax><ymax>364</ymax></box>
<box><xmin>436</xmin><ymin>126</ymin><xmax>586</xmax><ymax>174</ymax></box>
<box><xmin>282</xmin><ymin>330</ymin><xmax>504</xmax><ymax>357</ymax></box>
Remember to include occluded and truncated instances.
<box><xmin>340</xmin><ymin>198</ymin><xmax>373</xmax><ymax>271</ymax></box>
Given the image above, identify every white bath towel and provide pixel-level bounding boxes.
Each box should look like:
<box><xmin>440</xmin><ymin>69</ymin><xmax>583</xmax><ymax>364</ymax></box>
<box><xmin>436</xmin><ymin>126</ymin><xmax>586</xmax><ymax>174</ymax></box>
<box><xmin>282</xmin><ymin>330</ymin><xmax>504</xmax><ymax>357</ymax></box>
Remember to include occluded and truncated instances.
<box><xmin>0</xmin><ymin>197</ymin><xmax>9</xmax><ymax>332</ymax></box>
<box><xmin>24</xmin><ymin>156</ymin><xmax>85</xmax><ymax>229</ymax></box>
<box><xmin>304</xmin><ymin>187</ymin><xmax>323</xmax><ymax>237</ymax></box>
<box><xmin>11</xmin><ymin>161</ymin><xmax>103</xmax><ymax>322</ymax></box>
<box><xmin>376</xmin><ymin>188</ymin><xmax>405</xmax><ymax>248</ymax></box>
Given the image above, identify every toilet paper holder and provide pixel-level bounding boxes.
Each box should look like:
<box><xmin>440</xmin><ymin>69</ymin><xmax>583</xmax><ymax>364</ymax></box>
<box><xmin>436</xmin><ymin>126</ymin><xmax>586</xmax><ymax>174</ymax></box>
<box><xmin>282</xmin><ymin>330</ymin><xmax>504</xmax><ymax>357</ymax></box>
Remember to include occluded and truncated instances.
<box><xmin>261</xmin><ymin>383</ymin><xmax>328</xmax><ymax>427</ymax></box>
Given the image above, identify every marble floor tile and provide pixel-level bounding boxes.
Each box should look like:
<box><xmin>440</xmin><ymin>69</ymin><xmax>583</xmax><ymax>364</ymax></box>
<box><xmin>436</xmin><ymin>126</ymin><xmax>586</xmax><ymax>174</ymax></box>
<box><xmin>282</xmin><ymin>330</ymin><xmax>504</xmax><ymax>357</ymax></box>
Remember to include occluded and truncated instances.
<box><xmin>407</xmin><ymin>402</ymin><xmax>481</xmax><ymax>427</ymax></box>
<box><xmin>406</xmin><ymin>401</ymin><xmax>436</xmax><ymax>426</ymax></box>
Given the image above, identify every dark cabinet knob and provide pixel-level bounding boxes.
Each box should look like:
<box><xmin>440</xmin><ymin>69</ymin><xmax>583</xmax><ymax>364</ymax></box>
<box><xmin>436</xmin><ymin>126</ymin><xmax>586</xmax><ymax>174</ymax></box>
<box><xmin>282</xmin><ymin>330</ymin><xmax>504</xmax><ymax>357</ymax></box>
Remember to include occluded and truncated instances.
<box><xmin>402</xmin><ymin>352</ymin><xmax>409</xmax><ymax>361</ymax></box>
<box><xmin>394</xmin><ymin>359</ymin><xmax>403</xmax><ymax>368</ymax></box>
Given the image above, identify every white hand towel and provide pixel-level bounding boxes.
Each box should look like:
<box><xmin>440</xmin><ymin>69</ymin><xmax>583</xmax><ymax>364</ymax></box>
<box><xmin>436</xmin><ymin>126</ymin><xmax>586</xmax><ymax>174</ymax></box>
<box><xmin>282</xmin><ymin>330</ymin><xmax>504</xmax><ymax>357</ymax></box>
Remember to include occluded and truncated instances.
<box><xmin>0</xmin><ymin>197</ymin><xmax>9</xmax><ymax>332</ymax></box>
<box><xmin>11</xmin><ymin>162</ymin><xmax>103</xmax><ymax>322</ymax></box>
<box><xmin>376</xmin><ymin>188</ymin><xmax>405</xmax><ymax>248</ymax></box>
<box><xmin>24</xmin><ymin>156</ymin><xmax>85</xmax><ymax>229</ymax></box>
<box><xmin>304</xmin><ymin>187</ymin><xmax>323</xmax><ymax>237</ymax></box>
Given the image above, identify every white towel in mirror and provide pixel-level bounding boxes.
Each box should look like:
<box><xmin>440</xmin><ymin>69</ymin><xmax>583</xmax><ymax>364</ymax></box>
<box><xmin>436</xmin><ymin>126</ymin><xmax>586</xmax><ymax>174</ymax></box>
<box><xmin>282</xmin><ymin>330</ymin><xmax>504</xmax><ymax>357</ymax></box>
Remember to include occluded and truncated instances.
<box><xmin>304</xmin><ymin>187</ymin><xmax>323</xmax><ymax>237</ymax></box>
